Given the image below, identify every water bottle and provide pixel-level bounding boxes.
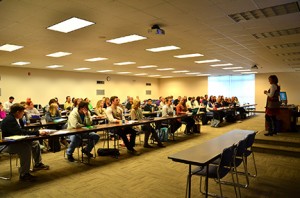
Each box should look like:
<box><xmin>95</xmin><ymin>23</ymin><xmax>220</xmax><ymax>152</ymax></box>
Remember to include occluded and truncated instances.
<box><xmin>22</xmin><ymin>116</ymin><xmax>27</xmax><ymax>125</ymax></box>
<box><xmin>173</xmin><ymin>110</ymin><xmax>176</xmax><ymax>116</ymax></box>
<box><xmin>122</xmin><ymin>112</ymin><xmax>125</xmax><ymax>124</ymax></box>
<box><xmin>156</xmin><ymin>111</ymin><xmax>160</xmax><ymax>117</ymax></box>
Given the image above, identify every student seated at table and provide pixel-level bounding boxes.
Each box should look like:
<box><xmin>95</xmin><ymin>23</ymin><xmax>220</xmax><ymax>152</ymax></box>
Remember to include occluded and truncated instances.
<box><xmin>143</xmin><ymin>99</ymin><xmax>157</xmax><ymax>112</ymax></box>
<box><xmin>25</xmin><ymin>101</ymin><xmax>40</xmax><ymax>119</ymax></box>
<box><xmin>45</xmin><ymin>103</ymin><xmax>66</xmax><ymax>151</ymax></box>
<box><xmin>176</xmin><ymin>99</ymin><xmax>195</xmax><ymax>134</ymax></box>
<box><xmin>162</xmin><ymin>98</ymin><xmax>181</xmax><ymax>134</ymax></box>
<box><xmin>94</xmin><ymin>100</ymin><xmax>106</xmax><ymax>118</ymax></box>
<box><xmin>0</xmin><ymin>102</ymin><xmax>7</xmax><ymax>120</ymax></box>
<box><xmin>130</xmin><ymin>99</ymin><xmax>165</xmax><ymax>148</ymax></box>
<box><xmin>106</xmin><ymin>96</ymin><xmax>139</xmax><ymax>155</ymax></box>
<box><xmin>66</xmin><ymin>101</ymin><xmax>100</xmax><ymax>162</ymax></box>
<box><xmin>64</xmin><ymin>96</ymin><xmax>73</xmax><ymax>111</ymax></box>
<box><xmin>0</xmin><ymin>103</ymin><xmax>50</xmax><ymax>181</ymax></box>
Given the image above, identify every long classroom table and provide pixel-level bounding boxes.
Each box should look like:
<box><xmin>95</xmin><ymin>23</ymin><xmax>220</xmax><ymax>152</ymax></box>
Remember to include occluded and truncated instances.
<box><xmin>168</xmin><ymin>129</ymin><xmax>256</xmax><ymax>198</ymax></box>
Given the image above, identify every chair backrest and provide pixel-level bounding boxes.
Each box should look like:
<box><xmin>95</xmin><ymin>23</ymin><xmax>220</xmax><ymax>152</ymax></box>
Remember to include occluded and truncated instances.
<box><xmin>219</xmin><ymin>145</ymin><xmax>235</xmax><ymax>167</ymax></box>
<box><xmin>235</xmin><ymin>139</ymin><xmax>247</xmax><ymax>157</ymax></box>
<box><xmin>245</xmin><ymin>133</ymin><xmax>256</xmax><ymax>149</ymax></box>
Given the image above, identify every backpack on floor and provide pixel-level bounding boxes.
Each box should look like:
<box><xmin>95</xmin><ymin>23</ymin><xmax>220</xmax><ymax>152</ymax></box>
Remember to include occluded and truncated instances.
<box><xmin>158</xmin><ymin>127</ymin><xmax>168</xmax><ymax>142</ymax></box>
<box><xmin>97</xmin><ymin>148</ymin><xmax>120</xmax><ymax>157</ymax></box>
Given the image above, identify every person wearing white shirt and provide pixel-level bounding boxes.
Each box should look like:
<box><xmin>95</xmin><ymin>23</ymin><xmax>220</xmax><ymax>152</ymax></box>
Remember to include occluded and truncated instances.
<box><xmin>162</xmin><ymin>98</ymin><xmax>181</xmax><ymax>134</ymax></box>
<box><xmin>4</xmin><ymin>96</ymin><xmax>14</xmax><ymax>112</ymax></box>
<box><xmin>106</xmin><ymin>96</ymin><xmax>139</xmax><ymax>155</ymax></box>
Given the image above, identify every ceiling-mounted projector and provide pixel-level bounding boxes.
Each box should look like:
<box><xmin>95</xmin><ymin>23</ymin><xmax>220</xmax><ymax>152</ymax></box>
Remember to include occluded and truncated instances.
<box><xmin>148</xmin><ymin>24</ymin><xmax>165</xmax><ymax>35</ymax></box>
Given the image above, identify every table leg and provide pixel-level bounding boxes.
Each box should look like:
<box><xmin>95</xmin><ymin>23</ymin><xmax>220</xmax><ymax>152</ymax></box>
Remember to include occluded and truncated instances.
<box><xmin>186</xmin><ymin>164</ymin><xmax>192</xmax><ymax>198</ymax></box>
<box><xmin>205</xmin><ymin>164</ymin><xmax>209</xmax><ymax>198</ymax></box>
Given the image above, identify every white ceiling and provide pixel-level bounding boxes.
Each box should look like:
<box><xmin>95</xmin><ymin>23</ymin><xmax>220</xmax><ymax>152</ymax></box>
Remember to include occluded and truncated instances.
<box><xmin>0</xmin><ymin>0</ymin><xmax>300</xmax><ymax>78</ymax></box>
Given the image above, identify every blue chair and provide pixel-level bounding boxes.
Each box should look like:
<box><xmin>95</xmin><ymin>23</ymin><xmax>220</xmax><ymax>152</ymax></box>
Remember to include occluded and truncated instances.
<box><xmin>188</xmin><ymin>145</ymin><xmax>237</xmax><ymax>197</ymax></box>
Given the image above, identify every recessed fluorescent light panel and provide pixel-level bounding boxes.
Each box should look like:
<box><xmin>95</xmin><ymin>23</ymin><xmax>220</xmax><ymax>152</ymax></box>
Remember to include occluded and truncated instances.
<box><xmin>114</xmin><ymin>62</ymin><xmax>136</xmax><ymax>66</ymax></box>
<box><xmin>85</xmin><ymin>57</ymin><xmax>108</xmax><ymax>62</ymax></box>
<box><xmin>12</xmin><ymin>62</ymin><xmax>30</xmax><ymax>65</ymax></box>
<box><xmin>148</xmin><ymin>75</ymin><xmax>161</xmax><ymax>77</ymax></box>
<box><xmin>233</xmin><ymin>69</ymin><xmax>251</xmax><ymax>72</ymax></box>
<box><xmin>160</xmin><ymin>76</ymin><xmax>173</xmax><ymax>78</ymax></box>
<box><xmin>146</xmin><ymin>45</ymin><xmax>180</xmax><ymax>52</ymax></box>
<box><xmin>117</xmin><ymin>72</ymin><xmax>131</xmax><ymax>74</ymax></box>
<box><xmin>137</xmin><ymin>65</ymin><xmax>158</xmax><ymax>69</ymax></box>
<box><xmin>197</xmin><ymin>74</ymin><xmax>211</xmax><ymax>76</ymax></box>
<box><xmin>172</xmin><ymin>70</ymin><xmax>189</xmax><ymax>73</ymax></box>
<box><xmin>134</xmin><ymin>73</ymin><xmax>148</xmax><ymax>76</ymax></box>
<box><xmin>186</xmin><ymin>72</ymin><xmax>200</xmax><ymax>75</ymax></box>
<box><xmin>241</xmin><ymin>71</ymin><xmax>257</xmax><ymax>74</ymax></box>
<box><xmin>74</xmin><ymin>68</ymin><xmax>90</xmax><ymax>71</ymax></box>
<box><xmin>195</xmin><ymin>59</ymin><xmax>220</xmax><ymax>64</ymax></box>
<box><xmin>47</xmin><ymin>17</ymin><xmax>95</xmax><ymax>33</ymax></box>
<box><xmin>46</xmin><ymin>65</ymin><xmax>63</xmax><ymax>68</ymax></box>
<box><xmin>174</xmin><ymin>53</ymin><xmax>203</xmax><ymax>58</ymax></box>
<box><xmin>222</xmin><ymin>67</ymin><xmax>243</xmax><ymax>70</ymax></box>
<box><xmin>210</xmin><ymin>63</ymin><xmax>233</xmax><ymax>67</ymax></box>
<box><xmin>46</xmin><ymin>52</ymin><xmax>72</xmax><ymax>57</ymax></box>
<box><xmin>156</xmin><ymin>68</ymin><xmax>174</xmax><ymax>71</ymax></box>
<box><xmin>106</xmin><ymin>34</ymin><xmax>146</xmax><ymax>44</ymax></box>
<box><xmin>0</xmin><ymin>44</ymin><xmax>23</xmax><ymax>52</ymax></box>
<box><xmin>97</xmin><ymin>70</ymin><xmax>113</xmax><ymax>73</ymax></box>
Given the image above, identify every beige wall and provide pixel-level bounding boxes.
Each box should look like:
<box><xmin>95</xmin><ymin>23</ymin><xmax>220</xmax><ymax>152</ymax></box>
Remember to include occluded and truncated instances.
<box><xmin>255</xmin><ymin>73</ymin><xmax>300</xmax><ymax>111</ymax></box>
<box><xmin>1</xmin><ymin>66</ymin><xmax>299</xmax><ymax>110</ymax></box>
<box><xmin>160</xmin><ymin>73</ymin><xmax>300</xmax><ymax>111</ymax></box>
<box><xmin>0</xmin><ymin>66</ymin><xmax>159</xmax><ymax>106</ymax></box>
<box><xmin>158</xmin><ymin>76</ymin><xmax>208</xmax><ymax>98</ymax></box>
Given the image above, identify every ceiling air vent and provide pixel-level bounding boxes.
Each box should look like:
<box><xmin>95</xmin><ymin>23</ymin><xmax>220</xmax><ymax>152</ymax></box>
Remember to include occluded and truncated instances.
<box><xmin>146</xmin><ymin>83</ymin><xmax>151</xmax><ymax>86</ymax></box>
<box><xmin>252</xmin><ymin>27</ymin><xmax>300</xmax><ymax>39</ymax></box>
<box><xmin>146</xmin><ymin>90</ymin><xmax>151</xmax><ymax>95</ymax></box>
<box><xmin>266</xmin><ymin>42</ymin><xmax>300</xmax><ymax>49</ymax></box>
<box><xmin>97</xmin><ymin>80</ymin><xmax>105</xmax><ymax>84</ymax></box>
<box><xmin>229</xmin><ymin>2</ymin><xmax>300</xmax><ymax>22</ymax></box>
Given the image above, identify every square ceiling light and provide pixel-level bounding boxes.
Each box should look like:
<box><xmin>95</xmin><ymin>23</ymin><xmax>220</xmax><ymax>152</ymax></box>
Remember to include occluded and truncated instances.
<box><xmin>210</xmin><ymin>63</ymin><xmax>233</xmax><ymax>67</ymax></box>
<box><xmin>47</xmin><ymin>17</ymin><xmax>95</xmax><ymax>33</ymax></box>
<box><xmin>97</xmin><ymin>70</ymin><xmax>113</xmax><ymax>73</ymax></box>
<box><xmin>0</xmin><ymin>44</ymin><xmax>23</xmax><ymax>52</ymax></box>
<box><xmin>137</xmin><ymin>65</ymin><xmax>158</xmax><ymax>69</ymax></box>
<box><xmin>106</xmin><ymin>34</ymin><xmax>146</xmax><ymax>44</ymax></box>
<box><xmin>114</xmin><ymin>62</ymin><xmax>136</xmax><ymax>65</ymax></box>
<box><xmin>85</xmin><ymin>57</ymin><xmax>108</xmax><ymax>62</ymax></box>
<box><xmin>156</xmin><ymin>68</ymin><xmax>174</xmax><ymax>71</ymax></box>
<box><xmin>46</xmin><ymin>65</ymin><xmax>63</xmax><ymax>68</ymax></box>
<box><xmin>146</xmin><ymin>45</ymin><xmax>180</xmax><ymax>52</ymax></box>
<box><xmin>134</xmin><ymin>73</ymin><xmax>148</xmax><ymax>76</ymax></box>
<box><xmin>12</xmin><ymin>62</ymin><xmax>30</xmax><ymax>65</ymax></box>
<box><xmin>195</xmin><ymin>59</ymin><xmax>220</xmax><ymax>64</ymax></box>
<box><xmin>174</xmin><ymin>53</ymin><xmax>203</xmax><ymax>58</ymax></box>
<box><xmin>74</xmin><ymin>67</ymin><xmax>90</xmax><ymax>71</ymax></box>
<box><xmin>46</xmin><ymin>52</ymin><xmax>72</xmax><ymax>57</ymax></box>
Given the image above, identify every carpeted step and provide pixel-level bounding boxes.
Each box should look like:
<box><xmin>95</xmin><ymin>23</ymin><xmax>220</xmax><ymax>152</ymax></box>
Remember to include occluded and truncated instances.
<box><xmin>253</xmin><ymin>143</ymin><xmax>300</xmax><ymax>157</ymax></box>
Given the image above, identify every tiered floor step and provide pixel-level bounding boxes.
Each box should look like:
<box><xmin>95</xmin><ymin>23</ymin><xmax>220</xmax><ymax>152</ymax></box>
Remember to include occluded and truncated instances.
<box><xmin>253</xmin><ymin>131</ymin><xmax>300</xmax><ymax>157</ymax></box>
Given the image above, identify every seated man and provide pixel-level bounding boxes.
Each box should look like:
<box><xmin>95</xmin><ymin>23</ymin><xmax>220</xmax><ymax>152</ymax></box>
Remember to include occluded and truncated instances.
<box><xmin>162</xmin><ymin>98</ymin><xmax>182</xmax><ymax>134</ymax></box>
<box><xmin>1</xmin><ymin>103</ymin><xmax>50</xmax><ymax>181</ymax></box>
<box><xmin>143</xmin><ymin>99</ymin><xmax>157</xmax><ymax>112</ymax></box>
<box><xmin>106</xmin><ymin>96</ymin><xmax>139</xmax><ymax>155</ymax></box>
<box><xmin>66</xmin><ymin>101</ymin><xmax>100</xmax><ymax>162</ymax></box>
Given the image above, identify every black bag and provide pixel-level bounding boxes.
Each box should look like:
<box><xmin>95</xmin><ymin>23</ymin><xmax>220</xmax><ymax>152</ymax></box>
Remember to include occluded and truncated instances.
<box><xmin>97</xmin><ymin>148</ymin><xmax>120</xmax><ymax>156</ymax></box>
<box><xmin>48</xmin><ymin>137</ymin><xmax>61</xmax><ymax>152</ymax></box>
<box><xmin>193</xmin><ymin>124</ymin><xmax>201</xmax><ymax>133</ymax></box>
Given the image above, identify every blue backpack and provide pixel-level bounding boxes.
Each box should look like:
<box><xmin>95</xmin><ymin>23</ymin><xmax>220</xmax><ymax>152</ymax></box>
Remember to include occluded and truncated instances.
<box><xmin>158</xmin><ymin>127</ymin><xmax>168</xmax><ymax>142</ymax></box>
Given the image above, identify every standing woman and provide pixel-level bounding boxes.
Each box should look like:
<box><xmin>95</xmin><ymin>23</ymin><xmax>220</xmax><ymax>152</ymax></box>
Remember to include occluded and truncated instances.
<box><xmin>264</xmin><ymin>75</ymin><xmax>281</xmax><ymax>136</ymax></box>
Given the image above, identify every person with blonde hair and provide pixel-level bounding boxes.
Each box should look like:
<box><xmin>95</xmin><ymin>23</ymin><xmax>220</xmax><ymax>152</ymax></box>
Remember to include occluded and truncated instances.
<box><xmin>95</xmin><ymin>100</ymin><xmax>106</xmax><ymax>118</ymax></box>
<box><xmin>131</xmin><ymin>99</ymin><xmax>165</xmax><ymax>148</ymax></box>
